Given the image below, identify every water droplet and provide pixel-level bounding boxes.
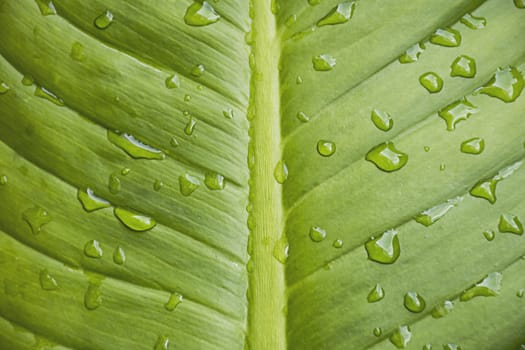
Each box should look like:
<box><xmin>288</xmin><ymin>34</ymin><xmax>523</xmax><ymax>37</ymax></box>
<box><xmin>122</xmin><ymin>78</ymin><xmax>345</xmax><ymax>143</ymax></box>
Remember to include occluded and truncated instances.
<box><xmin>404</xmin><ymin>291</ymin><xmax>426</xmax><ymax>313</ymax></box>
<box><xmin>439</xmin><ymin>163</ymin><xmax>446</xmax><ymax>171</ymax></box>
<box><xmin>443</xmin><ymin>344</ymin><xmax>462</xmax><ymax>350</ymax></box>
<box><xmin>107</xmin><ymin>130</ymin><xmax>165</xmax><ymax>160</ymax></box>
<box><xmin>154</xmin><ymin>335</ymin><xmax>170</xmax><ymax>350</ymax></box>
<box><xmin>365</xmin><ymin>142</ymin><xmax>408</xmax><ymax>172</ymax></box>
<box><xmin>514</xmin><ymin>0</ymin><xmax>525</xmax><ymax>8</ymax></box>
<box><xmin>332</xmin><ymin>239</ymin><xmax>343</xmax><ymax>248</ymax></box>
<box><xmin>152</xmin><ymin>180</ymin><xmax>164</xmax><ymax>192</ymax></box>
<box><xmin>274</xmin><ymin>161</ymin><xmax>288</xmax><ymax>184</ymax></box>
<box><xmin>108</xmin><ymin>173</ymin><xmax>121</xmax><ymax>194</ymax></box>
<box><xmin>39</xmin><ymin>269</ymin><xmax>58</xmax><ymax>291</ymax></box>
<box><xmin>309</xmin><ymin>0</ymin><xmax>321</xmax><ymax>4</ymax></box>
<box><xmin>498</xmin><ymin>213</ymin><xmax>523</xmax><ymax>235</ymax></box>
<box><xmin>184</xmin><ymin>1</ymin><xmax>219</xmax><ymax>26</ymax></box>
<box><xmin>312</xmin><ymin>54</ymin><xmax>336</xmax><ymax>71</ymax></box>
<box><xmin>223</xmin><ymin>108</ymin><xmax>234</xmax><ymax>119</ymax></box>
<box><xmin>424</xmin><ymin>146</ymin><xmax>431</xmax><ymax>152</ymax></box>
<box><xmin>94</xmin><ymin>10</ymin><xmax>114</xmax><ymax>30</ymax></box>
<box><xmin>438</xmin><ymin>98</ymin><xmax>478</xmax><ymax>131</ymax></box>
<box><xmin>317</xmin><ymin>1</ymin><xmax>356</xmax><ymax>27</ymax></box>
<box><xmin>84</xmin><ymin>283</ymin><xmax>102</xmax><ymax>310</ymax></box>
<box><xmin>22</xmin><ymin>207</ymin><xmax>52</xmax><ymax>234</ymax></box>
<box><xmin>517</xmin><ymin>288</ymin><xmax>524</xmax><ymax>298</ymax></box>
<box><xmin>165</xmin><ymin>74</ymin><xmax>180</xmax><ymax>89</ymax></box>
<box><xmin>309</xmin><ymin>226</ymin><xmax>327</xmax><ymax>242</ymax></box>
<box><xmin>21</xmin><ymin>75</ymin><xmax>34</xmax><ymax>86</ymax></box>
<box><xmin>35</xmin><ymin>0</ymin><xmax>57</xmax><ymax>15</ymax></box>
<box><xmin>419</xmin><ymin>72</ymin><xmax>443</xmax><ymax>93</ymax></box>
<box><xmin>77</xmin><ymin>188</ymin><xmax>111</xmax><ymax>212</ymax></box>
<box><xmin>170</xmin><ymin>137</ymin><xmax>179</xmax><ymax>147</ymax></box>
<box><xmin>113</xmin><ymin>246</ymin><xmax>126</xmax><ymax>265</ymax></box>
<box><xmin>460</xmin><ymin>272</ymin><xmax>502</xmax><ymax>301</ymax></box>
<box><xmin>114</xmin><ymin>207</ymin><xmax>156</xmax><ymax>232</ymax></box>
<box><xmin>429</xmin><ymin>28</ymin><xmax>461</xmax><ymax>47</ymax></box>
<box><xmin>460</xmin><ymin>13</ymin><xmax>486</xmax><ymax>29</ymax></box>
<box><xmin>399</xmin><ymin>43</ymin><xmax>425</xmax><ymax>63</ymax></box>
<box><xmin>68</xmin><ymin>42</ymin><xmax>86</xmax><ymax>63</ymax></box>
<box><xmin>365</xmin><ymin>229</ymin><xmax>400</xmax><ymax>264</ymax></box>
<box><xmin>204</xmin><ymin>172</ymin><xmax>225</xmax><ymax>190</ymax></box>
<box><xmin>272</xmin><ymin>234</ymin><xmax>289</xmax><ymax>264</ymax></box>
<box><xmin>367</xmin><ymin>284</ymin><xmax>385</xmax><ymax>303</ymax></box>
<box><xmin>84</xmin><ymin>239</ymin><xmax>103</xmax><ymax>258</ymax></box>
<box><xmin>185</xmin><ymin>117</ymin><xmax>197</xmax><ymax>135</ymax></box>
<box><xmin>246</xmin><ymin>258</ymin><xmax>254</xmax><ymax>273</ymax></box>
<box><xmin>191</xmin><ymin>64</ymin><xmax>205</xmax><ymax>77</ymax></box>
<box><xmin>121</xmin><ymin>168</ymin><xmax>130</xmax><ymax>176</ymax></box>
<box><xmin>296</xmin><ymin>75</ymin><xmax>304</xmax><ymax>84</ymax></box>
<box><xmin>431</xmin><ymin>300</ymin><xmax>454</xmax><ymax>318</ymax></box>
<box><xmin>470</xmin><ymin>179</ymin><xmax>497</xmax><ymax>203</ymax></box>
<box><xmin>285</xmin><ymin>14</ymin><xmax>297</xmax><ymax>27</ymax></box>
<box><xmin>460</xmin><ymin>137</ymin><xmax>484</xmax><ymax>154</ymax></box>
<box><xmin>483</xmin><ymin>230</ymin><xmax>495</xmax><ymax>241</ymax></box>
<box><xmin>450</xmin><ymin>55</ymin><xmax>476</xmax><ymax>78</ymax></box>
<box><xmin>477</xmin><ymin>66</ymin><xmax>524</xmax><ymax>103</ymax></box>
<box><xmin>389</xmin><ymin>325</ymin><xmax>412</xmax><ymax>349</ymax></box>
<box><xmin>165</xmin><ymin>292</ymin><xmax>183</xmax><ymax>311</ymax></box>
<box><xmin>414</xmin><ymin>197</ymin><xmax>462</xmax><ymax>226</ymax></box>
<box><xmin>296</xmin><ymin>111</ymin><xmax>310</xmax><ymax>122</ymax></box>
<box><xmin>0</xmin><ymin>175</ymin><xmax>7</xmax><ymax>185</ymax></box>
<box><xmin>271</xmin><ymin>0</ymin><xmax>280</xmax><ymax>14</ymax></box>
<box><xmin>316</xmin><ymin>140</ymin><xmax>336</xmax><ymax>157</ymax></box>
<box><xmin>34</xmin><ymin>86</ymin><xmax>64</xmax><ymax>106</ymax></box>
<box><xmin>371</xmin><ymin>109</ymin><xmax>393</xmax><ymax>131</ymax></box>
<box><xmin>373</xmin><ymin>327</ymin><xmax>382</xmax><ymax>337</ymax></box>
<box><xmin>179</xmin><ymin>173</ymin><xmax>200</xmax><ymax>196</ymax></box>
<box><xmin>423</xmin><ymin>344</ymin><xmax>433</xmax><ymax>350</ymax></box>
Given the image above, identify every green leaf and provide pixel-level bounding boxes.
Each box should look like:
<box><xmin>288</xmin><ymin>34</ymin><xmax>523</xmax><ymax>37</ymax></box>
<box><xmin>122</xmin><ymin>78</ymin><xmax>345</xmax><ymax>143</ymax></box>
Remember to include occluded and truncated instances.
<box><xmin>0</xmin><ymin>0</ymin><xmax>524</xmax><ymax>349</ymax></box>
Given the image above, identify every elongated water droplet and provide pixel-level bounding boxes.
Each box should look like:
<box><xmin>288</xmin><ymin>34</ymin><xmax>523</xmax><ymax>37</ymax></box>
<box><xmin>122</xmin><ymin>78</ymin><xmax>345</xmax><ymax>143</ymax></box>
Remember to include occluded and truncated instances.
<box><xmin>309</xmin><ymin>226</ymin><xmax>327</xmax><ymax>242</ymax></box>
<box><xmin>460</xmin><ymin>13</ymin><xmax>486</xmax><ymax>29</ymax></box>
<box><xmin>415</xmin><ymin>197</ymin><xmax>462</xmax><ymax>226</ymax></box>
<box><xmin>222</xmin><ymin>108</ymin><xmax>234</xmax><ymax>119</ymax></box>
<box><xmin>365</xmin><ymin>229</ymin><xmax>400</xmax><ymax>264</ymax></box>
<box><xmin>114</xmin><ymin>207</ymin><xmax>156</xmax><ymax>232</ymax></box>
<box><xmin>204</xmin><ymin>172</ymin><xmax>225</xmax><ymax>190</ymax></box>
<box><xmin>483</xmin><ymin>230</ymin><xmax>495</xmax><ymax>241</ymax></box>
<box><xmin>35</xmin><ymin>0</ymin><xmax>56</xmax><ymax>15</ymax></box>
<box><xmin>423</xmin><ymin>344</ymin><xmax>433</xmax><ymax>350</ymax></box>
<box><xmin>70</xmin><ymin>41</ymin><xmax>86</xmax><ymax>62</ymax></box>
<box><xmin>498</xmin><ymin>213</ymin><xmax>523</xmax><ymax>235</ymax></box>
<box><xmin>367</xmin><ymin>284</ymin><xmax>385</xmax><ymax>303</ymax></box>
<box><xmin>273</xmin><ymin>234</ymin><xmax>289</xmax><ymax>264</ymax></box>
<box><xmin>517</xmin><ymin>289</ymin><xmax>524</xmax><ymax>298</ymax></box>
<box><xmin>419</xmin><ymin>72</ymin><xmax>443</xmax><ymax>93</ymax></box>
<box><xmin>366</xmin><ymin>142</ymin><xmax>408</xmax><ymax>172</ymax></box>
<box><xmin>431</xmin><ymin>300</ymin><xmax>454</xmax><ymax>318</ymax></box>
<box><xmin>373</xmin><ymin>328</ymin><xmax>382</xmax><ymax>337</ymax></box>
<box><xmin>39</xmin><ymin>269</ymin><xmax>58</xmax><ymax>291</ymax></box>
<box><xmin>438</xmin><ymin>98</ymin><xmax>478</xmax><ymax>131</ymax></box>
<box><xmin>270</xmin><ymin>0</ymin><xmax>280</xmax><ymax>14</ymax></box>
<box><xmin>94</xmin><ymin>10</ymin><xmax>113</xmax><ymax>29</ymax></box>
<box><xmin>179</xmin><ymin>173</ymin><xmax>200</xmax><ymax>196</ymax></box>
<box><xmin>390</xmin><ymin>325</ymin><xmax>412</xmax><ymax>349</ymax></box>
<box><xmin>84</xmin><ymin>283</ymin><xmax>102</xmax><ymax>310</ymax></box>
<box><xmin>443</xmin><ymin>344</ymin><xmax>462</xmax><ymax>350</ymax></box>
<box><xmin>22</xmin><ymin>207</ymin><xmax>52</xmax><ymax>234</ymax></box>
<box><xmin>0</xmin><ymin>175</ymin><xmax>7</xmax><ymax>185</ymax></box>
<box><xmin>77</xmin><ymin>188</ymin><xmax>111</xmax><ymax>212</ymax></box>
<box><xmin>317</xmin><ymin>1</ymin><xmax>356</xmax><ymax>26</ymax></box>
<box><xmin>35</xmin><ymin>86</ymin><xmax>64</xmax><ymax>106</ymax></box>
<box><xmin>332</xmin><ymin>239</ymin><xmax>343</xmax><ymax>248</ymax></box>
<box><xmin>165</xmin><ymin>292</ymin><xmax>183</xmax><ymax>311</ymax></box>
<box><xmin>185</xmin><ymin>117</ymin><xmax>197</xmax><ymax>135</ymax></box>
<box><xmin>169</xmin><ymin>137</ymin><xmax>179</xmax><ymax>148</ymax></box>
<box><xmin>296</xmin><ymin>111</ymin><xmax>310</xmax><ymax>122</ymax></box>
<box><xmin>430</xmin><ymin>28</ymin><xmax>461</xmax><ymax>47</ymax></box>
<box><xmin>296</xmin><ymin>75</ymin><xmax>304</xmax><ymax>84</ymax></box>
<box><xmin>191</xmin><ymin>64</ymin><xmax>205</xmax><ymax>77</ymax></box>
<box><xmin>113</xmin><ymin>246</ymin><xmax>126</xmax><ymax>265</ymax></box>
<box><xmin>285</xmin><ymin>14</ymin><xmax>297</xmax><ymax>27</ymax></box>
<box><xmin>514</xmin><ymin>0</ymin><xmax>525</xmax><ymax>8</ymax></box>
<box><xmin>317</xmin><ymin>140</ymin><xmax>336</xmax><ymax>157</ymax></box>
<box><xmin>312</xmin><ymin>54</ymin><xmax>336</xmax><ymax>71</ymax></box>
<box><xmin>404</xmin><ymin>291</ymin><xmax>426</xmax><ymax>313</ymax></box>
<box><xmin>477</xmin><ymin>66</ymin><xmax>524</xmax><ymax>102</ymax></box>
<box><xmin>0</xmin><ymin>82</ymin><xmax>10</xmax><ymax>95</ymax></box>
<box><xmin>460</xmin><ymin>137</ymin><xmax>484</xmax><ymax>154</ymax></box>
<box><xmin>153</xmin><ymin>180</ymin><xmax>163</xmax><ymax>192</ymax></box>
<box><xmin>371</xmin><ymin>109</ymin><xmax>393</xmax><ymax>131</ymax></box>
<box><xmin>108</xmin><ymin>173</ymin><xmax>121</xmax><ymax>194</ymax></box>
<box><xmin>84</xmin><ymin>240</ymin><xmax>103</xmax><ymax>258</ymax></box>
<box><xmin>451</xmin><ymin>55</ymin><xmax>476</xmax><ymax>78</ymax></box>
<box><xmin>399</xmin><ymin>43</ymin><xmax>425</xmax><ymax>63</ymax></box>
<box><xmin>274</xmin><ymin>161</ymin><xmax>288</xmax><ymax>184</ymax></box>
<box><xmin>460</xmin><ymin>272</ymin><xmax>502</xmax><ymax>301</ymax></box>
<box><xmin>184</xmin><ymin>1</ymin><xmax>220</xmax><ymax>26</ymax></box>
<box><xmin>165</xmin><ymin>74</ymin><xmax>180</xmax><ymax>89</ymax></box>
<box><xmin>154</xmin><ymin>335</ymin><xmax>170</xmax><ymax>350</ymax></box>
<box><xmin>107</xmin><ymin>130</ymin><xmax>165</xmax><ymax>160</ymax></box>
<box><xmin>21</xmin><ymin>75</ymin><xmax>34</xmax><ymax>86</ymax></box>
<box><xmin>470</xmin><ymin>179</ymin><xmax>497</xmax><ymax>203</ymax></box>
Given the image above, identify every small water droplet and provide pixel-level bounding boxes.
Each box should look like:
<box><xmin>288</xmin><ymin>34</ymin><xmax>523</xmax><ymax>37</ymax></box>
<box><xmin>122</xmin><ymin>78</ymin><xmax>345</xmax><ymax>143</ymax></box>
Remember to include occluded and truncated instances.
<box><xmin>21</xmin><ymin>75</ymin><xmax>34</xmax><ymax>86</ymax></box>
<box><xmin>460</xmin><ymin>13</ymin><xmax>486</xmax><ymax>29</ymax></box>
<box><xmin>460</xmin><ymin>272</ymin><xmax>502</xmax><ymax>301</ymax></box>
<box><xmin>22</xmin><ymin>206</ymin><xmax>52</xmax><ymax>234</ymax></box>
<box><xmin>285</xmin><ymin>14</ymin><xmax>297</xmax><ymax>27</ymax></box>
<box><xmin>309</xmin><ymin>226</ymin><xmax>327</xmax><ymax>242</ymax></box>
<box><xmin>431</xmin><ymin>300</ymin><xmax>454</xmax><ymax>318</ymax></box>
<box><xmin>107</xmin><ymin>130</ymin><xmax>165</xmax><ymax>160</ymax></box>
<box><xmin>296</xmin><ymin>75</ymin><xmax>304</xmax><ymax>84</ymax></box>
<box><xmin>246</xmin><ymin>258</ymin><xmax>254</xmax><ymax>273</ymax></box>
<box><xmin>399</xmin><ymin>43</ymin><xmax>425</xmax><ymax>64</ymax></box>
<box><xmin>223</xmin><ymin>108</ymin><xmax>234</xmax><ymax>119</ymax></box>
<box><xmin>365</xmin><ymin>142</ymin><xmax>408</xmax><ymax>172</ymax></box>
<box><xmin>470</xmin><ymin>179</ymin><xmax>497</xmax><ymax>203</ymax></box>
<box><xmin>154</xmin><ymin>335</ymin><xmax>170</xmax><ymax>350</ymax></box>
<box><xmin>316</xmin><ymin>140</ymin><xmax>336</xmax><ymax>157</ymax></box>
<box><xmin>165</xmin><ymin>292</ymin><xmax>183</xmax><ymax>311</ymax></box>
<box><xmin>170</xmin><ymin>137</ymin><xmax>179</xmax><ymax>148</ymax></box>
<box><xmin>312</xmin><ymin>54</ymin><xmax>336</xmax><ymax>71</ymax></box>
<box><xmin>84</xmin><ymin>239</ymin><xmax>103</xmax><ymax>258</ymax></box>
<box><xmin>451</xmin><ymin>55</ymin><xmax>476</xmax><ymax>78</ymax></box>
<box><xmin>69</xmin><ymin>42</ymin><xmax>87</xmax><ymax>63</ymax></box>
<box><xmin>514</xmin><ymin>0</ymin><xmax>525</xmax><ymax>8</ymax></box>
<box><xmin>35</xmin><ymin>0</ymin><xmax>56</xmax><ymax>15</ymax></box>
<box><xmin>152</xmin><ymin>180</ymin><xmax>164</xmax><ymax>192</ymax></box>
<box><xmin>371</xmin><ymin>109</ymin><xmax>393</xmax><ymax>131</ymax></box>
<box><xmin>498</xmin><ymin>213</ymin><xmax>523</xmax><ymax>235</ymax></box>
<box><xmin>204</xmin><ymin>172</ymin><xmax>225</xmax><ymax>190</ymax></box>
<box><xmin>34</xmin><ymin>86</ymin><xmax>64</xmax><ymax>106</ymax></box>
<box><xmin>460</xmin><ymin>137</ymin><xmax>484</xmax><ymax>155</ymax></box>
<box><xmin>165</xmin><ymin>74</ymin><xmax>180</xmax><ymax>89</ymax></box>
<box><xmin>477</xmin><ymin>66</ymin><xmax>524</xmax><ymax>103</ymax></box>
<box><xmin>94</xmin><ymin>10</ymin><xmax>114</xmax><ymax>30</ymax></box>
<box><xmin>108</xmin><ymin>173</ymin><xmax>121</xmax><ymax>194</ymax></box>
<box><xmin>184</xmin><ymin>1</ymin><xmax>220</xmax><ymax>26</ymax></box>
<box><xmin>367</xmin><ymin>284</ymin><xmax>385</xmax><ymax>303</ymax></box>
<box><xmin>443</xmin><ymin>344</ymin><xmax>462</xmax><ymax>350</ymax></box>
<box><xmin>439</xmin><ymin>163</ymin><xmax>446</xmax><ymax>171</ymax></box>
<box><xmin>373</xmin><ymin>327</ymin><xmax>382</xmax><ymax>337</ymax></box>
<box><xmin>429</xmin><ymin>28</ymin><xmax>461</xmax><ymax>47</ymax></box>
<box><xmin>184</xmin><ymin>117</ymin><xmax>197</xmax><ymax>135</ymax></box>
<box><xmin>120</xmin><ymin>168</ymin><xmax>130</xmax><ymax>176</ymax></box>
<box><xmin>274</xmin><ymin>161</ymin><xmax>288</xmax><ymax>184</ymax></box>
<box><xmin>419</xmin><ymin>72</ymin><xmax>443</xmax><ymax>93</ymax></box>
<box><xmin>114</xmin><ymin>207</ymin><xmax>156</xmax><ymax>232</ymax></box>
<box><xmin>365</xmin><ymin>229</ymin><xmax>400</xmax><ymax>264</ymax></box>
<box><xmin>389</xmin><ymin>325</ymin><xmax>412</xmax><ymax>349</ymax></box>
<box><xmin>517</xmin><ymin>288</ymin><xmax>524</xmax><ymax>298</ymax></box>
<box><xmin>404</xmin><ymin>291</ymin><xmax>426</xmax><ymax>313</ymax></box>
<box><xmin>39</xmin><ymin>269</ymin><xmax>58</xmax><ymax>291</ymax></box>
<box><xmin>272</xmin><ymin>234</ymin><xmax>289</xmax><ymax>264</ymax></box>
<box><xmin>77</xmin><ymin>188</ymin><xmax>111</xmax><ymax>212</ymax></box>
<box><xmin>0</xmin><ymin>175</ymin><xmax>7</xmax><ymax>185</ymax></box>
<box><xmin>271</xmin><ymin>0</ymin><xmax>280</xmax><ymax>14</ymax></box>
<box><xmin>317</xmin><ymin>1</ymin><xmax>356</xmax><ymax>27</ymax></box>
<box><xmin>438</xmin><ymin>98</ymin><xmax>478</xmax><ymax>131</ymax></box>
<box><xmin>415</xmin><ymin>197</ymin><xmax>462</xmax><ymax>226</ymax></box>
<box><xmin>84</xmin><ymin>283</ymin><xmax>102</xmax><ymax>310</ymax></box>
<box><xmin>483</xmin><ymin>230</ymin><xmax>495</xmax><ymax>241</ymax></box>
<box><xmin>308</xmin><ymin>0</ymin><xmax>321</xmax><ymax>4</ymax></box>
<box><xmin>113</xmin><ymin>246</ymin><xmax>126</xmax><ymax>265</ymax></box>
<box><xmin>179</xmin><ymin>173</ymin><xmax>200</xmax><ymax>196</ymax></box>
<box><xmin>423</xmin><ymin>344</ymin><xmax>433</xmax><ymax>350</ymax></box>
<box><xmin>332</xmin><ymin>239</ymin><xmax>343</xmax><ymax>248</ymax></box>
<box><xmin>191</xmin><ymin>64</ymin><xmax>205</xmax><ymax>77</ymax></box>
<box><xmin>296</xmin><ymin>111</ymin><xmax>310</xmax><ymax>122</ymax></box>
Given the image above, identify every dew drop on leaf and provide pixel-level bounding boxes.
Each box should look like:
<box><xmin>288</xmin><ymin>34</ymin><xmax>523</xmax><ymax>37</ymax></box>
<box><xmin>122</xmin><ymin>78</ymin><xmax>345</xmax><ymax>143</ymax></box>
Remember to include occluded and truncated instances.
<box><xmin>404</xmin><ymin>291</ymin><xmax>426</xmax><ymax>313</ymax></box>
<box><xmin>165</xmin><ymin>292</ymin><xmax>183</xmax><ymax>311</ymax></box>
<box><xmin>438</xmin><ymin>97</ymin><xmax>478</xmax><ymax>131</ymax></box>
<box><xmin>389</xmin><ymin>325</ymin><xmax>412</xmax><ymax>349</ymax></box>
<box><xmin>450</xmin><ymin>55</ymin><xmax>477</xmax><ymax>78</ymax></box>
<box><xmin>84</xmin><ymin>283</ymin><xmax>102</xmax><ymax>310</ymax></box>
<box><xmin>443</xmin><ymin>344</ymin><xmax>462</xmax><ymax>350</ymax></box>
<box><xmin>84</xmin><ymin>239</ymin><xmax>103</xmax><ymax>258</ymax></box>
<box><xmin>460</xmin><ymin>137</ymin><xmax>484</xmax><ymax>155</ymax></box>
<box><xmin>184</xmin><ymin>1</ymin><xmax>220</xmax><ymax>26</ymax></box>
<box><xmin>185</xmin><ymin>117</ymin><xmax>197</xmax><ymax>135</ymax></box>
<box><xmin>482</xmin><ymin>230</ymin><xmax>495</xmax><ymax>241</ymax></box>
<box><xmin>121</xmin><ymin>168</ymin><xmax>131</xmax><ymax>176</ymax></box>
<box><xmin>373</xmin><ymin>327</ymin><xmax>382</xmax><ymax>337</ymax></box>
<box><xmin>309</xmin><ymin>226</ymin><xmax>327</xmax><ymax>242</ymax></box>
<box><xmin>317</xmin><ymin>140</ymin><xmax>336</xmax><ymax>157</ymax></box>
<box><xmin>108</xmin><ymin>173</ymin><xmax>121</xmax><ymax>194</ymax></box>
<box><xmin>94</xmin><ymin>10</ymin><xmax>114</xmax><ymax>30</ymax></box>
<box><xmin>367</xmin><ymin>284</ymin><xmax>385</xmax><ymax>303</ymax></box>
<box><xmin>273</xmin><ymin>161</ymin><xmax>288</xmax><ymax>184</ymax></box>
<box><xmin>477</xmin><ymin>66</ymin><xmax>524</xmax><ymax>102</ymax></box>
<box><xmin>308</xmin><ymin>0</ymin><xmax>321</xmax><ymax>5</ymax></box>
<box><xmin>39</xmin><ymin>269</ymin><xmax>58</xmax><ymax>291</ymax></box>
<box><xmin>312</xmin><ymin>54</ymin><xmax>336</xmax><ymax>71</ymax></box>
<box><xmin>223</xmin><ymin>108</ymin><xmax>234</xmax><ymax>119</ymax></box>
<box><xmin>365</xmin><ymin>229</ymin><xmax>400</xmax><ymax>264</ymax></box>
<box><xmin>0</xmin><ymin>174</ymin><xmax>7</xmax><ymax>185</ymax></box>
<box><xmin>191</xmin><ymin>64</ymin><xmax>206</xmax><ymax>77</ymax></box>
<box><xmin>514</xmin><ymin>0</ymin><xmax>525</xmax><ymax>8</ymax></box>
<box><xmin>296</xmin><ymin>75</ymin><xmax>304</xmax><ymax>84</ymax></box>
<box><xmin>365</xmin><ymin>142</ymin><xmax>408</xmax><ymax>172</ymax></box>
<box><xmin>431</xmin><ymin>300</ymin><xmax>454</xmax><ymax>318</ymax></box>
<box><xmin>170</xmin><ymin>137</ymin><xmax>179</xmax><ymax>148</ymax></box>
<box><xmin>285</xmin><ymin>14</ymin><xmax>297</xmax><ymax>27</ymax></box>
<box><xmin>332</xmin><ymin>239</ymin><xmax>343</xmax><ymax>248</ymax></box>
<box><xmin>107</xmin><ymin>130</ymin><xmax>165</xmax><ymax>160</ymax></box>
<box><xmin>517</xmin><ymin>288</ymin><xmax>524</xmax><ymax>298</ymax></box>
<box><xmin>113</xmin><ymin>246</ymin><xmax>126</xmax><ymax>265</ymax></box>
<box><xmin>22</xmin><ymin>206</ymin><xmax>52</xmax><ymax>234</ymax></box>
<box><xmin>153</xmin><ymin>180</ymin><xmax>164</xmax><ymax>192</ymax></box>
<box><xmin>154</xmin><ymin>335</ymin><xmax>170</xmax><ymax>350</ymax></box>
<box><xmin>34</xmin><ymin>86</ymin><xmax>64</xmax><ymax>106</ymax></box>
<box><xmin>414</xmin><ymin>197</ymin><xmax>462</xmax><ymax>226</ymax></box>
<box><xmin>371</xmin><ymin>109</ymin><xmax>393</xmax><ymax>131</ymax></box>
<box><xmin>429</xmin><ymin>28</ymin><xmax>461</xmax><ymax>47</ymax></box>
<box><xmin>423</xmin><ymin>344</ymin><xmax>433</xmax><ymax>350</ymax></box>
<box><xmin>114</xmin><ymin>207</ymin><xmax>156</xmax><ymax>232</ymax></box>
<box><xmin>165</xmin><ymin>74</ymin><xmax>180</xmax><ymax>89</ymax></box>
<box><xmin>470</xmin><ymin>179</ymin><xmax>497</xmax><ymax>203</ymax></box>
<box><xmin>296</xmin><ymin>111</ymin><xmax>310</xmax><ymax>122</ymax></box>
<box><xmin>399</xmin><ymin>43</ymin><xmax>425</xmax><ymax>64</ymax></box>
<box><xmin>272</xmin><ymin>234</ymin><xmax>289</xmax><ymax>264</ymax></box>
<box><xmin>35</xmin><ymin>0</ymin><xmax>56</xmax><ymax>15</ymax></box>
<box><xmin>460</xmin><ymin>13</ymin><xmax>486</xmax><ymax>29</ymax></box>
<box><xmin>205</xmin><ymin>172</ymin><xmax>225</xmax><ymax>190</ymax></box>
<box><xmin>77</xmin><ymin>188</ymin><xmax>111</xmax><ymax>212</ymax></box>
<box><xmin>0</xmin><ymin>82</ymin><xmax>10</xmax><ymax>95</ymax></box>
<box><xmin>460</xmin><ymin>272</ymin><xmax>502</xmax><ymax>301</ymax></box>
<box><xmin>317</xmin><ymin>1</ymin><xmax>356</xmax><ymax>27</ymax></box>
<box><xmin>21</xmin><ymin>75</ymin><xmax>34</xmax><ymax>86</ymax></box>
<box><xmin>498</xmin><ymin>213</ymin><xmax>523</xmax><ymax>235</ymax></box>
<box><xmin>70</xmin><ymin>41</ymin><xmax>86</xmax><ymax>62</ymax></box>
<box><xmin>419</xmin><ymin>72</ymin><xmax>443</xmax><ymax>93</ymax></box>
<box><xmin>179</xmin><ymin>173</ymin><xmax>200</xmax><ymax>196</ymax></box>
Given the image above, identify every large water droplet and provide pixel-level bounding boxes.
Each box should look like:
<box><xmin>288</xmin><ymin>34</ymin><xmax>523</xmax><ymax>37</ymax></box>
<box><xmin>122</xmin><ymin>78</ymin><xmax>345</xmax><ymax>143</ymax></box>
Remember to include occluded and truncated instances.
<box><xmin>309</xmin><ymin>226</ymin><xmax>327</xmax><ymax>242</ymax></box>
<box><xmin>429</xmin><ymin>28</ymin><xmax>461</xmax><ymax>47</ymax></box>
<box><xmin>204</xmin><ymin>172</ymin><xmax>225</xmax><ymax>190</ymax></box>
<box><xmin>389</xmin><ymin>325</ymin><xmax>412</xmax><ymax>349</ymax></box>
<box><xmin>184</xmin><ymin>1</ymin><xmax>220</xmax><ymax>26</ymax></box>
<box><xmin>317</xmin><ymin>140</ymin><xmax>336</xmax><ymax>157</ymax></box>
<box><xmin>94</xmin><ymin>10</ymin><xmax>114</xmax><ymax>30</ymax></box>
<box><xmin>113</xmin><ymin>246</ymin><xmax>126</xmax><ymax>265</ymax></box>
<box><xmin>477</xmin><ymin>66</ymin><xmax>524</xmax><ymax>103</ymax></box>
<box><xmin>35</xmin><ymin>0</ymin><xmax>57</xmax><ymax>15</ymax></box>
<box><xmin>77</xmin><ymin>188</ymin><xmax>111</xmax><ymax>212</ymax></box>
<box><xmin>367</xmin><ymin>284</ymin><xmax>385</xmax><ymax>303</ymax></box>
<box><xmin>399</xmin><ymin>43</ymin><xmax>425</xmax><ymax>64</ymax></box>
<box><xmin>0</xmin><ymin>82</ymin><xmax>10</xmax><ymax>94</ymax></box>
<box><xmin>460</xmin><ymin>272</ymin><xmax>502</xmax><ymax>301</ymax></box>
<box><xmin>114</xmin><ymin>207</ymin><xmax>156</xmax><ymax>232</ymax></box>
<box><xmin>39</xmin><ymin>269</ymin><xmax>58</xmax><ymax>291</ymax></box>
<box><xmin>371</xmin><ymin>109</ymin><xmax>393</xmax><ymax>131</ymax></box>
<box><xmin>312</xmin><ymin>54</ymin><xmax>336</xmax><ymax>71</ymax></box>
<box><xmin>438</xmin><ymin>98</ymin><xmax>478</xmax><ymax>131</ymax></box>
<box><xmin>460</xmin><ymin>137</ymin><xmax>484</xmax><ymax>155</ymax></box>
<box><xmin>419</xmin><ymin>72</ymin><xmax>443</xmax><ymax>93</ymax></box>
<box><xmin>272</xmin><ymin>234</ymin><xmax>289</xmax><ymax>264</ymax></box>
<box><xmin>404</xmin><ymin>291</ymin><xmax>426</xmax><ymax>313</ymax></box>
<box><xmin>84</xmin><ymin>240</ymin><xmax>103</xmax><ymax>258</ymax></box>
<box><xmin>470</xmin><ymin>179</ymin><xmax>497</xmax><ymax>203</ymax></box>
<box><xmin>498</xmin><ymin>213</ymin><xmax>523</xmax><ymax>235</ymax></box>
<box><xmin>154</xmin><ymin>335</ymin><xmax>170</xmax><ymax>350</ymax></box>
<box><xmin>451</xmin><ymin>55</ymin><xmax>476</xmax><ymax>78</ymax></box>
<box><xmin>108</xmin><ymin>172</ymin><xmax>121</xmax><ymax>194</ymax></box>
<box><xmin>365</xmin><ymin>229</ymin><xmax>400</xmax><ymax>264</ymax></box>
<box><xmin>415</xmin><ymin>197</ymin><xmax>462</xmax><ymax>226</ymax></box>
<box><xmin>317</xmin><ymin>1</ymin><xmax>356</xmax><ymax>26</ymax></box>
<box><xmin>35</xmin><ymin>86</ymin><xmax>64</xmax><ymax>106</ymax></box>
<box><xmin>179</xmin><ymin>173</ymin><xmax>200</xmax><ymax>196</ymax></box>
<box><xmin>274</xmin><ymin>161</ymin><xmax>289</xmax><ymax>184</ymax></box>
<box><xmin>431</xmin><ymin>300</ymin><xmax>454</xmax><ymax>318</ymax></box>
<box><xmin>107</xmin><ymin>130</ymin><xmax>165</xmax><ymax>160</ymax></box>
<box><xmin>460</xmin><ymin>13</ymin><xmax>486</xmax><ymax>29</ymax></box>
<box><xmin>165</xmin><ymin>74</ymin><xmax>180</xmax><ymax>89</ymax></box>
<box><xmin>165</xmin><ymin>292</ymin><xmax>183</xmax><ymax>311</ymax></box>
<box><xmin>185</xmin><ymin>117</ymin><xmax>197</xmax><ymax>135</ymax></box>
<box><xmin>22</xmin><ymin>206</ymin><xmax>52</xmax><ymax>234</ymax></box>
<box><xmin>514</xmin><ymin>0</ymin><xmax>525</xmax><ymax>8</ymax></box>
<box><xmin>365</xmin><ymin>142</ymin><xmax>408</xmax><ymax>172</ymax></box>
<box><xmin>84</xmin><ymin>283</ymin><xmax>102</xmax><ymax>310</ymax></box>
